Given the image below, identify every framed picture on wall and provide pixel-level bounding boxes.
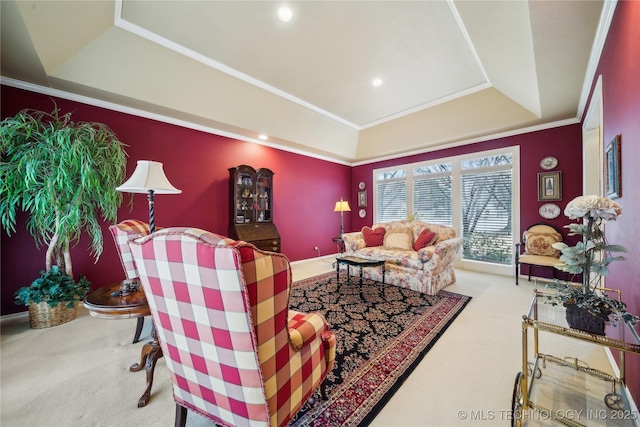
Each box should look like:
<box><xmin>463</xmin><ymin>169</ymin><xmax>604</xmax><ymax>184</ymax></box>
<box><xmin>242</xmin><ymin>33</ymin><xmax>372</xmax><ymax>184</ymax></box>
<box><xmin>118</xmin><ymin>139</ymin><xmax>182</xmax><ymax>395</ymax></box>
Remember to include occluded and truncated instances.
<box><xmin>605</xmin><ymin>135</ymin><xmax>621</xmax><ymax>199</ymax></box>
<box><xmin>358</xmin><ymin>190</ymin><xmax>367</xmax><ymax>207</ymax></box>
<box><xmin>538</xmin><ymin>171</ymin><xmax>562</xmax><ymax>201</ymax></box>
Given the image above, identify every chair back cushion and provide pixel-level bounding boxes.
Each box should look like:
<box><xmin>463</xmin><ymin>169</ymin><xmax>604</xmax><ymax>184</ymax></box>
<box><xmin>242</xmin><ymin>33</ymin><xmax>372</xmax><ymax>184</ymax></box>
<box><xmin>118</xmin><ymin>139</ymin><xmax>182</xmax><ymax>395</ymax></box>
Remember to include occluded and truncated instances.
<box><xmin>129</xmin><ymin>227</ymin><xmax>269</xmax><ymax>427</ymax></box>
<box><xmin>109</xmin><ymin>220</ymin><xmax>151</xmax><ymax>279</ymax></box>
<box><xmin>524</xmin><ymin>224</ymin><xmax>562</xmax><ymax>257</ymax></box>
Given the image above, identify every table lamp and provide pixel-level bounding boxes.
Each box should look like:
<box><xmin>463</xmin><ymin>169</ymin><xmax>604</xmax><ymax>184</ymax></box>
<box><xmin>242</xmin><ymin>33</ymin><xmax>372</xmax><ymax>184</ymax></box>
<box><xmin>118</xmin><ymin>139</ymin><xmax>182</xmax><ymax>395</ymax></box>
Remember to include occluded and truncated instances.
<box><xmin>334</xmin><ymin>198</ymin><xmax>351</xmax><ymax>237</ymax></box>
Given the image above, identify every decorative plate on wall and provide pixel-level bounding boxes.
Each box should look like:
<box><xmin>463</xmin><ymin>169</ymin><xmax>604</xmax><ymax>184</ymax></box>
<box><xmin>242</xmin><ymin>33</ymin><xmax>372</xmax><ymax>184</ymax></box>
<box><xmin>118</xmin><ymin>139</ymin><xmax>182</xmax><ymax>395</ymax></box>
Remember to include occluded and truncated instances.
<box><xmin>358</xmin><ymin>182</ymin><xmax>366</xmax><ymax>190</ymax></box>
<box><xmin>540</xmin><ymin>156</ymin><xmax>558</xmax><ymax>170</ymax></box>
<box><xmin>359</xmin><ymin>209</ymin><xmax>366</xmax><ymax>218</ymax></box>
<box><xmin>539</xmin><ymin>203</ymin><xmax>561</xmax><ymax>219</ymax></box>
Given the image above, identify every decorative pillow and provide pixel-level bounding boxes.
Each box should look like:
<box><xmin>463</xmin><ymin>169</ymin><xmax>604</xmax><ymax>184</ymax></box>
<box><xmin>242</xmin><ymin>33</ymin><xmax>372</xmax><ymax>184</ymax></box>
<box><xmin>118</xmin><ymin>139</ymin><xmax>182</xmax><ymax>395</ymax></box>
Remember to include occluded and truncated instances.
<box><xmin>383</xmin><ymin>227</ymin><xmax>413</xmax><ymax>250</ymax></box>
<box><xmin>362</xmin><ymin>227</ymin><xmax>386</xmax><ymax>247</ymax></box>
<box><xmin>413</xmin><ymin>228</ymin><xmax>438</xmax><ymax>251</ymax></box>
<box><xmin>525</xmin><ymin>232</ymin><xmax>561</xmax><ymax>257</ymax></box>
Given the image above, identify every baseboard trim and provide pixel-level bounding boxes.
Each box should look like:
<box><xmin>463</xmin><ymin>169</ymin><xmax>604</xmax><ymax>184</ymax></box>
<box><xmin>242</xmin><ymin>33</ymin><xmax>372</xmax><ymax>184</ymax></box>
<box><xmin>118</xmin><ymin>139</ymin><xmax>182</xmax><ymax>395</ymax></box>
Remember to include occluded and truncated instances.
<box><xmin>1</xmin><ymin>311</ymin><xmax>29</xmax><ymax>326</ymax></box>
<box><xmin>290</xmin><ymin>254</ymin><xmax>336</xmax><ymax>266</ymax></box>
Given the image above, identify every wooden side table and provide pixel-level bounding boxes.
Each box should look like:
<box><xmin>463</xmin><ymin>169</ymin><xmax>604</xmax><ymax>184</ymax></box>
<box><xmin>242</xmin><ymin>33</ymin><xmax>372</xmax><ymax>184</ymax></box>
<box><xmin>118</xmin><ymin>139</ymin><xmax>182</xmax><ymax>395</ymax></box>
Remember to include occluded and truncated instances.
<box><xmin>84</xmin><ymin>282</ymin><xmax>162</xmax><ymax>408</ymax></box>
<box><xmin>332</xmin><ymin>237</ymin><xmax>345</xmax><ymax>254</ymax></box>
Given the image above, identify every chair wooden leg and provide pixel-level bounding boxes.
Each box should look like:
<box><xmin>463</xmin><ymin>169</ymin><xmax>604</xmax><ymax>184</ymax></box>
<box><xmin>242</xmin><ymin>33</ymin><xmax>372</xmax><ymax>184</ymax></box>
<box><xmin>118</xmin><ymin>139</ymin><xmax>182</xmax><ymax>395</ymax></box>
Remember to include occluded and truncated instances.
<box><xmin>320</xmin><ymin>379</ymin><xmax>328</xmax><ymax>400</ymax></box>
<box><xmin>132</xmin><ymin>317</ymin><xmax>145</xmax><ymax>344</ymax></box>
<box><xmin>515</xmin><ymin>262</ymin><xmax>519</xmax><ymax>286</ymax></box>
<box><xmin>174</xmin><ymin>403</ymin><xmax>187</xmax><ymax>427</ymax></box>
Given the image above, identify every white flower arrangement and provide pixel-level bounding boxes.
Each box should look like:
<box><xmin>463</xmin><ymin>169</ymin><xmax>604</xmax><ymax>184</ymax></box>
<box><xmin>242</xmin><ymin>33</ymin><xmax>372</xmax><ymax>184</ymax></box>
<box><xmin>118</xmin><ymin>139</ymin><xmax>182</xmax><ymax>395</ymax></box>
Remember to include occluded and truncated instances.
<box><xmin>546</xmin><ymin>195</ymin><xmax>639</xmax><ymax>327</ymax></box>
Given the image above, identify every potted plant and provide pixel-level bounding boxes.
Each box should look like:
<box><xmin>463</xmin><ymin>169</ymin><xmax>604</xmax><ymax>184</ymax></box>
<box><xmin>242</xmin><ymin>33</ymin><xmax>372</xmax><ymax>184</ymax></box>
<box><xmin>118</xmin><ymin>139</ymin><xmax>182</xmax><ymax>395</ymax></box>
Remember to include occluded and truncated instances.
<box><xmin>1</xmin><ymin>105</ymin><xmax>128</xmax><ymax>327</ymax></box>
<box><xmin>14</xmin><ymin>266</ymin><xmax>91</xmax><ymax>328</ymax></box>
<box><xmin>545</xmin><ymin>195</ymin><xmax>639</xmax><ymax>335</ymax></box>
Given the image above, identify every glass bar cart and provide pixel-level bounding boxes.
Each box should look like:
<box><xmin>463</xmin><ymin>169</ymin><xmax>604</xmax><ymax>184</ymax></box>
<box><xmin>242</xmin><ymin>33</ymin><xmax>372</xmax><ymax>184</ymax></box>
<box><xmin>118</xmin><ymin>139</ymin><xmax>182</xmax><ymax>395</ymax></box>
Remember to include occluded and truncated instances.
<box><xmin>512</xmin><ymin>283</ymin><xmax>640</xmax><ymax>426</ymax></box>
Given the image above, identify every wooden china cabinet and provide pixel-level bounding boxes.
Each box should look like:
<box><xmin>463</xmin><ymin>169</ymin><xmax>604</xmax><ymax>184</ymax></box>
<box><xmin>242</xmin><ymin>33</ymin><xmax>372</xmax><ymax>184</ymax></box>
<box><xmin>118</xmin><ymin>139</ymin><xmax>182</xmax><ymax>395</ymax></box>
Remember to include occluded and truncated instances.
<box><xmin>228</xmin><ymin>165</ymin><xmax>280</xmax><ymax>252</ymax></box>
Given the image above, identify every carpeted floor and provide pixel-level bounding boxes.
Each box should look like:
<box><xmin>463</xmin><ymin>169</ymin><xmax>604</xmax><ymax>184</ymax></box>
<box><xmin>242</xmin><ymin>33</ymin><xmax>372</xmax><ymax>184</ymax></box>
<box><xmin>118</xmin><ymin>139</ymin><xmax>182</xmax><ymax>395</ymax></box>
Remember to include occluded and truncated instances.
<box><xmin>2</xmin><ymin>262</ymin><xmax>616</xmax><ymax>426</ymax></box>
<box><xmin>289</xmin><ymin>272</ymin><xmax>471</xmax><ymax>426</ymax></box>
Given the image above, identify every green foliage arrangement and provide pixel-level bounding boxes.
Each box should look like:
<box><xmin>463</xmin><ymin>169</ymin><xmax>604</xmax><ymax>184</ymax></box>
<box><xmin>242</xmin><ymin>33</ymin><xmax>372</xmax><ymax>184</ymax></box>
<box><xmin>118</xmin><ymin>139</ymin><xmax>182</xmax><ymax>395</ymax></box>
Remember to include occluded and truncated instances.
<box><xmin>0</xmin><ymin>105</ymin><xmax>128</xmax><ymax>280</ymax></box>
<box><xmin>14</xmin><ymin>266</ymin><xmax>91</xmax><ymax>309</ymax></box>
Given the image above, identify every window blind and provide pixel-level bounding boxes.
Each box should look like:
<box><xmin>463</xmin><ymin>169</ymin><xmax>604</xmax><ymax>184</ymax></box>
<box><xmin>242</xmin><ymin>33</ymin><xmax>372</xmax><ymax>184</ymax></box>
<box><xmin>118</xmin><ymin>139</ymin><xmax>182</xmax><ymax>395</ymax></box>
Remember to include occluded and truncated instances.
<box><xmin>461</xmin><ymin>170</ymin><xmax>513</xmax><ymax>264</ymax></box>
<box><xmin>413</xmin><ymin>176</ymin><xmax>452</xmax><ymax>226</ymax></box>
<box><xmin>376</xmin><ymin>181</ymin><xmax>407</xmax><ymax>223</ymax></box>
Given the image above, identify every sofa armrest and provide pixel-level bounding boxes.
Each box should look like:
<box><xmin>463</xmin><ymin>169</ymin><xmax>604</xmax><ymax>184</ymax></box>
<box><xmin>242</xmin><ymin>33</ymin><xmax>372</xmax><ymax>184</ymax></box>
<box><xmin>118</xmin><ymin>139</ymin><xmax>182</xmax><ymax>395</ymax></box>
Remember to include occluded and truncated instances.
<box><xmin>417</xmin><ymin>246</ymin><xmax>436</xmax><ymax>262</ymax></box>
<box><xmin>422</xmin><ymin>237</ymin><xmax>464</xmax><ymax>272</ymax></box>
<box><xmin>342</xmin><ymin>232</ymin><xmax>365</xmax><ymax>252</ymax></box>
<box><xmin>288</xmin><ymin>310</ymin><xmax>330</xmax><ymax>349</ymax></box>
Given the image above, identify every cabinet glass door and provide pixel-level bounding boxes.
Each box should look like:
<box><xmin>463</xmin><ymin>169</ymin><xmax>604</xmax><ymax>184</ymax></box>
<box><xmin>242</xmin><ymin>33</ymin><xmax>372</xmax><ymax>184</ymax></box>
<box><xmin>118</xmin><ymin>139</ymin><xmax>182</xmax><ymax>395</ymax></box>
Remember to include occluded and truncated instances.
<box><xmin>235</xmin><ymin>171</ymin><xmax>254</xmax><ymax>223</ymax></box>
<box><xmin>256</xmin><ymin>173</ymin><xmax>272</xmax><ymax>222</ymax></box>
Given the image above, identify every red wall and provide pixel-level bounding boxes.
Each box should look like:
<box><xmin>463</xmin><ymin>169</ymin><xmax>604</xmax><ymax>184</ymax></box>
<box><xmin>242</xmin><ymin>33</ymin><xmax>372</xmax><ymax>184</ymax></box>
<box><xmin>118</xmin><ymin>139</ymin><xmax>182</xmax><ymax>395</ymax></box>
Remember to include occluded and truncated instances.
<box><xmin>1</xmin><ymin>85</ymin><xmax>351</xmax><ymax>315</ymax></box>
<box><xmin>587</xmin><ymin>0</ymin><xmax>640</xmax><ymax>402</ymax></box>
<box><xmin>351</xmin><ymin>124</ymin><xmax>584</xmax><ymax>244</ymax></box>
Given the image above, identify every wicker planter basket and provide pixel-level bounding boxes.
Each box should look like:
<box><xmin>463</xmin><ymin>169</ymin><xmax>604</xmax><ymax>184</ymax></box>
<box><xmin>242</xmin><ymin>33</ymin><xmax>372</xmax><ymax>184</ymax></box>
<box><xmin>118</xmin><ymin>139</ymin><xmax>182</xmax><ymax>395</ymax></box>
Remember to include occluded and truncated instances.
<box><xmin>28</xmin><ymin>301</ymin><xmax>79</xmax><ymax>329</ymax></box>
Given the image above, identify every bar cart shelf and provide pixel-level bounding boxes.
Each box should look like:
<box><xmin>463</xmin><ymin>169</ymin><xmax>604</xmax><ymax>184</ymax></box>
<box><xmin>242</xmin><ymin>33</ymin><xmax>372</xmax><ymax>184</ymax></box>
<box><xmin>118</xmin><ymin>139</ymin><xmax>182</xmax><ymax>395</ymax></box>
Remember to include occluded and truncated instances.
<box><xmin>512</xmin><ymin>286</ymin><xmax>640</xmax><ymax>427</ymax></box>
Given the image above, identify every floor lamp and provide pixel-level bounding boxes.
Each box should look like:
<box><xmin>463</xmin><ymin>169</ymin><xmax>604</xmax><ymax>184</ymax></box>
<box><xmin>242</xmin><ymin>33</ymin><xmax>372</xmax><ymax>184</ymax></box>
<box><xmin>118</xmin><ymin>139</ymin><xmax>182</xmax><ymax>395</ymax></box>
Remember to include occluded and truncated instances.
<box><xmin>115</xmin><ymin>160</ymin><xmax>181</xmax><ymax>407</ymax></box>
<box><xmin>334</xmin><ymin>198</ymin><xmax>351</xmax><ymax>237</ymax></box>
<box><xmin>116</xmin><ymin>160</ymin><xmax>182</xmax><ymax>234</ymax></box>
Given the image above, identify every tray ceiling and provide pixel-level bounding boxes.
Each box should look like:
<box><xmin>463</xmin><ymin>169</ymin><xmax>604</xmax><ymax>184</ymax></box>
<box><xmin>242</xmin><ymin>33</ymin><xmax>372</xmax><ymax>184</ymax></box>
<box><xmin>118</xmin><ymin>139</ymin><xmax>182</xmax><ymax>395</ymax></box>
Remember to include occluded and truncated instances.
<box><xmin>1</xmin><ymin>0</ymin><xmax>605</xmax><ymax>163</ymax></box>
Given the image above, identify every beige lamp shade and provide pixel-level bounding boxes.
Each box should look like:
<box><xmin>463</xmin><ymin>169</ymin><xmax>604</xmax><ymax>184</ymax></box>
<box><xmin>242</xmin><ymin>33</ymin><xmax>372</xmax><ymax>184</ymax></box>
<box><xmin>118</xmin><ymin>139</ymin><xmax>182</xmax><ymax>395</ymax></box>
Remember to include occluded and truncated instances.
<box><xmin>334</xmin><ymin>199</ymin><xmax>351</xmax><ymax>212</ymax></box>
<box><xmin>334</xmin><ymin>198</ymin><xmax>350</xmax><ymax>237</ymax></box>
<box><xmin>116</xmin><ymin>160</ymin><xmax>181</xmax><ymax>194</ymax></box>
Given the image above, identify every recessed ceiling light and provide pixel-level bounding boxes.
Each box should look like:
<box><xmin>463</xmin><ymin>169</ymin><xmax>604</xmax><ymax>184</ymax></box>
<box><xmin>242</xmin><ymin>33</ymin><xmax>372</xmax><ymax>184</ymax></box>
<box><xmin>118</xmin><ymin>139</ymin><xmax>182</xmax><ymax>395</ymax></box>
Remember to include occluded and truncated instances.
<box><xmin>372</xmin><ymin>78</ymin><xmax>383</xmax><ymax>87</ymax></box>
<box><xmin>278</xmin><ymin>7</ymin><xmax>293</xmax><ymax>22</ymax></box>
<box><xmin>259</xmin><ymin>134</ymin><xmax>268</xmax><ymax>140</ymax></box>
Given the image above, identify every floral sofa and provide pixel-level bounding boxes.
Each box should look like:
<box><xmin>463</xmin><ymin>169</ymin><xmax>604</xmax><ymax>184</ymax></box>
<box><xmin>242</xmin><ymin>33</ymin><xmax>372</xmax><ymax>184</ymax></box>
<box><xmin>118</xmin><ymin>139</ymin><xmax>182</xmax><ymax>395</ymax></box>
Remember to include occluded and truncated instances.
<box><xmin>341</xmin><ymin>220</ymin><xmax>464</xmax><ymax>295</ymax></box>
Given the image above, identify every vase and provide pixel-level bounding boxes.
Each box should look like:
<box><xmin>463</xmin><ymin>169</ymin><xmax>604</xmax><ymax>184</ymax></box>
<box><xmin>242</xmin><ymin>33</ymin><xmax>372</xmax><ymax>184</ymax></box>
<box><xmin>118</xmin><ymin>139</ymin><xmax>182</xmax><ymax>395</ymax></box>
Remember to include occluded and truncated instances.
<box><xmin>564</xmin><ymin>303</ymin><xmax>608</xmax><ymax>336</ymax></box>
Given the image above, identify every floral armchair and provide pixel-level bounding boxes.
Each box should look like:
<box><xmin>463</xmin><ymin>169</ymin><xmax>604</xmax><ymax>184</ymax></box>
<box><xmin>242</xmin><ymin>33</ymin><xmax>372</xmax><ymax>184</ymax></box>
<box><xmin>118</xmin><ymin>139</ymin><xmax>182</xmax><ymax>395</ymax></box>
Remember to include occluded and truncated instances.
<box><xmin>129</xmin><ymin>227</ymin><xmax>336</xmax><ymax>427</ymax></box>
<box><xmin>515</xmin><ymin>223</ymin><xmax>564</xmax><ymax>285</ymax></box>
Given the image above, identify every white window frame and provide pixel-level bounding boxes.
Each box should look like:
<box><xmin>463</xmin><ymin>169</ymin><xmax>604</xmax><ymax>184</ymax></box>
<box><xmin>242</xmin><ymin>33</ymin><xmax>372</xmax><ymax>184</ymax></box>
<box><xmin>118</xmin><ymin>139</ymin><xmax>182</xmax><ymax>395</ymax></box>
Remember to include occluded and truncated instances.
<box><xmin>374</xmin><ymin>146</ymin><xmax>520</xmax><ymax>276</ymax></box>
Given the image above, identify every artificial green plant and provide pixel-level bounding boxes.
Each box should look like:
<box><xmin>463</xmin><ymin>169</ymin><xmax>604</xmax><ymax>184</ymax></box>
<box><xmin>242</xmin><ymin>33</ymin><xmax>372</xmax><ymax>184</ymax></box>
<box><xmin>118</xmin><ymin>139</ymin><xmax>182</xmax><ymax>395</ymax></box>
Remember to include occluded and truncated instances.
<box><xmin>0</xmin><ymin>105</ymin><xmax>128</xmax><ymax>280</ymax></box>
<box><xmin>547</xmin><ymin>195</ymin><xmax>639</xmax><ymax>325</ymax></box>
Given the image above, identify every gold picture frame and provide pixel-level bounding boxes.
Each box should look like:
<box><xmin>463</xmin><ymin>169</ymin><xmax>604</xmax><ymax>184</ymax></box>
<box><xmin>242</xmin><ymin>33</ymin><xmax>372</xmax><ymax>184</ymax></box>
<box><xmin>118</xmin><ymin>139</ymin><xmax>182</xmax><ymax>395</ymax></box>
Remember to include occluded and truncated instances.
<box><xmin>538</xmin><ymin>171</ymin><xmax>562</xmax><ymax>201</ymax></box>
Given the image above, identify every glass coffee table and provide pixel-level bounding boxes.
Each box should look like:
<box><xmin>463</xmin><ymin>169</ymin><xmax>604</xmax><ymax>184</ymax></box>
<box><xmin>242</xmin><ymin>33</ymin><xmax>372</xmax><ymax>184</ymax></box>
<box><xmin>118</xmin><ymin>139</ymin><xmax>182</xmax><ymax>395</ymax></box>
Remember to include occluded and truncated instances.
<box><xmin>335</xmin><ymin>255</ymin><xmax>386</xmax><ymax>285</ymax></box>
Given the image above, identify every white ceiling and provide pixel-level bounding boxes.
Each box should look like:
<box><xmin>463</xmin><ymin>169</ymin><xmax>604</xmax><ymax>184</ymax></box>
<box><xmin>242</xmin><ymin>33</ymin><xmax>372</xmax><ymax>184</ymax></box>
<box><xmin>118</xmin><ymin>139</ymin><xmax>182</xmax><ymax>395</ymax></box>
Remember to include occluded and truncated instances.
<box><xmin>1</xmin><ymin>0</ymin><xmax>606</xmax><ymax>163</ymax></box>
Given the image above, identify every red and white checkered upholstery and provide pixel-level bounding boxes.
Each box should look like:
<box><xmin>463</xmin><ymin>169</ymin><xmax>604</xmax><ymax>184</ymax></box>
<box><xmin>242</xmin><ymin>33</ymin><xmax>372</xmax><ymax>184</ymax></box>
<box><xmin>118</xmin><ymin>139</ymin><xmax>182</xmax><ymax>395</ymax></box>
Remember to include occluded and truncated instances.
<box><xmin>129</xmin><ymin>227</ymin><xmax>336</xmax><ymax>427</ymax></box>
<box><xmin>109</xmin><ymin>219</ymin><xmax>151</xmax><ymax>279</ymax></box>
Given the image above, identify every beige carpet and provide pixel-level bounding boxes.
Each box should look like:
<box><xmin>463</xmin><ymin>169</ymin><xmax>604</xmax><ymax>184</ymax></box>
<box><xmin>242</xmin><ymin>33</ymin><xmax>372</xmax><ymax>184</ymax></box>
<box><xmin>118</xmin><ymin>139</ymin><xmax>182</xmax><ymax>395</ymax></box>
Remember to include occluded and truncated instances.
<box><xmin>1</xmin><ymin>260</ymin><xmax>614</xmax><ymax>426</ymax></box>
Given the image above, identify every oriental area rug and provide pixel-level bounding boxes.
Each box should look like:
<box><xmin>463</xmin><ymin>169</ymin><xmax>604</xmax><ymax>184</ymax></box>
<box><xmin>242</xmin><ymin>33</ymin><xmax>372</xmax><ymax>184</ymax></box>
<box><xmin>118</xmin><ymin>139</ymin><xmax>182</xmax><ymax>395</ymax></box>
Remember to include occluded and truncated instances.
<box><xmin>288</xmin><ymin>272</ymin><xmax>471</xmax><ymax>426</ymax></box>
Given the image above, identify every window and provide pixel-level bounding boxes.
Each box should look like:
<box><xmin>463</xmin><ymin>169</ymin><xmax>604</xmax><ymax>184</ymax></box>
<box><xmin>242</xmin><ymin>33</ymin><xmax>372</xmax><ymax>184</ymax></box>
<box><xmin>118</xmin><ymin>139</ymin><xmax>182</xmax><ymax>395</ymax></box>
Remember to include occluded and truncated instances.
<box><xmin>413</xmin><ymin>163</ymin><xmax>452</xmax><ymax>226</ymax></box>
<box><xmin>461</xmin><ymin>170</ymin><xmax>512</xmax><ymax>264</ymax></box>
<box><xmin>374</xmin><ymin>148</ymin><xmax>519</xmax><ymax>274</ymax></box>
<box><xmin>376</xmin><ymin>169</ymin><xmax>407</xmax><ymax>222</ymax></box>
<box><xmin>460</xmin><ymin>153</ymin><xmax>513</xmax><ymax>265</ymax></box>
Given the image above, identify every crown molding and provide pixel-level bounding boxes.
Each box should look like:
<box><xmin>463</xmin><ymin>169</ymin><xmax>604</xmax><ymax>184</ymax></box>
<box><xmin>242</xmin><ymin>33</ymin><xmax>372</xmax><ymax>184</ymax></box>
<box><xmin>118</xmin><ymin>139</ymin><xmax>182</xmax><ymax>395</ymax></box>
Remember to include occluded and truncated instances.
<box><xmin>577</xmin><ymin>0</ymin><xmax>617</xmax><ymax>120</ymax></box>
<box><xmin>0</xmin><ymin>77</ymin><xmax>353</xmax><ymax>166</ymax></box>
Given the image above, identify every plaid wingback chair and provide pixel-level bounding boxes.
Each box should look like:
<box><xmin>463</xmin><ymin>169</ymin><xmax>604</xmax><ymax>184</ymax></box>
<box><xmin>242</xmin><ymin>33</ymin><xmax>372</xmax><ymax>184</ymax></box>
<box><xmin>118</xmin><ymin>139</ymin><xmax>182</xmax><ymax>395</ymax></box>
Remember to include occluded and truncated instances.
<box><xmin>109</xmin><ymin>219</ymin><xmax>152</xmax><ymax>343</ymax></box>
<box><xmin>129</xmin><ymin>227</ymin><xmax>337</xmax><ymax>427</ymax></box>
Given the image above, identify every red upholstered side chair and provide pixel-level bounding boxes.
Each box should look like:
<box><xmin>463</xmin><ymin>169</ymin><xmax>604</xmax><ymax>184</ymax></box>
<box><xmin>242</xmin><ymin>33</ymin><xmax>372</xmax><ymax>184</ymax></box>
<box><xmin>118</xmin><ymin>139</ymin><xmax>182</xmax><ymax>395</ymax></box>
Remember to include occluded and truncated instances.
<box><xmin>515</xmin><ymin>223</ymin><xmax>565</xmax><ymax>285</ymax></box>
<box><xmin>129</xmin><ymin>227</ymin><xmax>337</xmax><ymax>427</ymax></box>
<box><xmin>109</xmin><ymin>219</ymin><xmax>152</xmax><ymax>343</ymax></box>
